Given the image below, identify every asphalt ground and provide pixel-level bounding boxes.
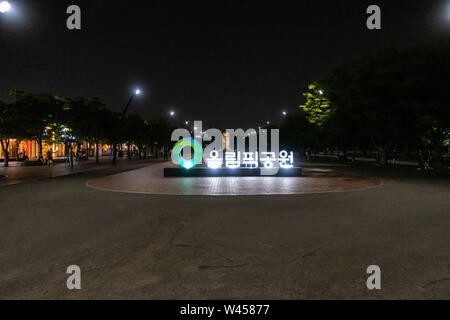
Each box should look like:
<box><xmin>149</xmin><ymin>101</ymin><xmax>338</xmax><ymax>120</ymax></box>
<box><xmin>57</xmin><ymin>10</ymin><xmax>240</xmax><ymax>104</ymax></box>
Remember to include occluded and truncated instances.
<box><xmin>0</xmin><ymin>162</ymin><xmax>448</xmax><ymax>299</ymax></box>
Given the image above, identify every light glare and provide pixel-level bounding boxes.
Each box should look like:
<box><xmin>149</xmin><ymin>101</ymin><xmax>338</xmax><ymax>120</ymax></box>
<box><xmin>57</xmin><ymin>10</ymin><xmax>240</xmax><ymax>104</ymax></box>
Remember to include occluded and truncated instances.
<box><xmin>0</xmin><ymin>1</ymin><xmax>11</xmax><ymax>13</ymax></box>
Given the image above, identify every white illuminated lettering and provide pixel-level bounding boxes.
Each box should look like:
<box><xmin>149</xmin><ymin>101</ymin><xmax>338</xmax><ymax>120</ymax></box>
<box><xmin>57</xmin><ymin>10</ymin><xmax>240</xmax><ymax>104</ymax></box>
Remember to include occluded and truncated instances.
<box><xmin>279</xmin><ymin>150</ymin><xmax>294</xmax><ymax>168</ymax></box>
<box><xmin>207</xmin><ymin>150</ymin><xmax>223</xmax><ymax>169</ymax></box>
<box><xmin>225</xmin><ymin>151</ymin><xmax>240</xmax><ymax>169</ymax></box>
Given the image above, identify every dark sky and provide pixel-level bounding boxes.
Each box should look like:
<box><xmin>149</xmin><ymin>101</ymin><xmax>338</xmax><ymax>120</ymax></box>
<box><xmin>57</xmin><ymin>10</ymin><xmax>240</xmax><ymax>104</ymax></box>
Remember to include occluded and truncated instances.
<box><xmin>0</xmin><ymin>0</ymin><xmax>448</xmax><ymax>128</ymax></box>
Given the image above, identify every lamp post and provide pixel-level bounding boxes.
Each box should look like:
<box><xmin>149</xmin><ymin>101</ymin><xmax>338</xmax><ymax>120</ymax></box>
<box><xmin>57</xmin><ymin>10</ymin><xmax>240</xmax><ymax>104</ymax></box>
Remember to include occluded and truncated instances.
<box><xmin>112</xmin><ymin>89</ymin><xmax>141</xmax><ymax>165</ymax></box>
<box><xmin>160</xmin><ymin>111</ymin><xmax>175</xmax><ymax>161</ymax></box>
<box><xmin>122</xmin><ymin>89</ymin><xmax>141</xmax><ymax>117</ymax></box>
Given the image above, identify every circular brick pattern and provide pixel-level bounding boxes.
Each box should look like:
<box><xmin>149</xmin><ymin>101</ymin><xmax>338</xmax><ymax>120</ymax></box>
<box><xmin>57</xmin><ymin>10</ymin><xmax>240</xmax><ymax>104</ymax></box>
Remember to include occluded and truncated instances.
<box><xmin>86</xmin><ymin>163</ymin><xmax>382</xmax><ymax>196</ymax></box>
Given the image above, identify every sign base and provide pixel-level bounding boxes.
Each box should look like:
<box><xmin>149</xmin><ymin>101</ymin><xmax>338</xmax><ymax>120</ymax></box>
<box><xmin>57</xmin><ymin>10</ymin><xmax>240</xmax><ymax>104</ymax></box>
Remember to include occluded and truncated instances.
<box><xmin>164</xmin><ymin>167</ymin><xmax>302</xmax><ymax>177</ymax></box>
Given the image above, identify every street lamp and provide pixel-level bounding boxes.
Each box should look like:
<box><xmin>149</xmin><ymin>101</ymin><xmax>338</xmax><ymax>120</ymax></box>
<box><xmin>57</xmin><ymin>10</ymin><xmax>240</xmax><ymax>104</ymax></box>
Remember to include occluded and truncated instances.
<box><xmin>318</xmin><ymin>90</ymin><xmax>324</xmax><ymax>95</ymax></box>
<box><xmin>121</xmin><ymin>88</ymin><xmax>142</xmax><ymax>117</ymax></box>
<box><xmin>165</xmin><ymin>110</ymin><xmax>175</xmax><ymax>122</ymax></box>
<box><xmin>282</xmin><ymin>111</ymin><xmax>287</xmax><ymax>116</ymax></box>
<box><xmin>0</xmin><ymin>1</ymin><xmax>11</xmax><ymax>13</ymax></box>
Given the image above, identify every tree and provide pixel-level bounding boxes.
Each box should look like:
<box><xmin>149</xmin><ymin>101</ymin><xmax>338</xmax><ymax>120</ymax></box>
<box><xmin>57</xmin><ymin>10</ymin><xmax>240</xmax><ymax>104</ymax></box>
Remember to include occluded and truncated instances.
<box><xmin>87</xmin><ymin>99</ymin><xmax>110</xmax><ymax>164</ymax></box>
<box><xmin>148</xmin><ymin>117</ymin><xmax>173</xmax><ymax>156</ymax></box>
<box><xmin>65</xmin><ymin>97</ymin><xmax>108</xmax><ymax>165</ymax></box>
<box><xmin>280</xmin><ymin>110</ymin><xmax>320</xmax><ymax>156</ymax></box>
<box><xmin>10</xmin><ymin>90</ymin><xmax>67</xmax><ymax>161</ymax></box>
<box><xmin>103</xmin><ymin>110</ymin><xmax>123</xmax><ymax>165</ymax></box>
<box><xmin>122</xmin><ymin>114</ymin><xmax>150</xmax><ymax>159</ymax></box>
<box><xmin>0</xmin><ymin>101</ymin><xmax>24</xmax><ymax>166</ymax></box>
<box><xmin>300</xmin><ymin>82</ymin><xmax>333</xmax><ymax>127</ymax></box>
<box><xmin>300</xmin><ymin>41</ymin><xmax>450</xmax><ymax>166</ymax></box>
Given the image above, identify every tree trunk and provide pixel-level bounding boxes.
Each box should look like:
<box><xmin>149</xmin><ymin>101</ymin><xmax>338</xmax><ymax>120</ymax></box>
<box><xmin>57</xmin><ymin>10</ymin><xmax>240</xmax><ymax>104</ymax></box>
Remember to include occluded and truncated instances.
<box><xmin>112</xmin><ymin>144</ymin><xmax>117</xmax><ymax>165</ymax></box>
<box><xmin>37</xmin><ymin>137</ymin><xmax>43</xmax><ymax>162</ymax></box>
<box><xmin>95</xmin><ymin>140</ymin><xmax>99</xmax><ymax>164</ymax></box>
<box><xmin>433</xmin><ymin>139</ymin><xmax>443</xmax><ymax>168</ymax></box>
<box><xmin>4</xmin><ymin>148</ymin><xmax>9</xmax><ymax>167</ymax></box>
<box><xmin>1</xmin><ymin>140</ymin><xmax>10</xmax><ymax>167</ymax></box>
<box><xmin>69</xmin><ymin>144</ymin><xmax>74</xmax><ymax>168</ymax></box>
<box><xmin>403</xmin><ymin>144</ymin><xmax>409</xmax><ymax>161</ymax></box>
<box><xmin>127</xmin><ymin>142</ymin><xmax>131</xmax><ymax>159</ymax></box>
<box><xmin>378</xmin><ymin>146</ymin><xmax>387</xmax><ymax>166</ymax></box>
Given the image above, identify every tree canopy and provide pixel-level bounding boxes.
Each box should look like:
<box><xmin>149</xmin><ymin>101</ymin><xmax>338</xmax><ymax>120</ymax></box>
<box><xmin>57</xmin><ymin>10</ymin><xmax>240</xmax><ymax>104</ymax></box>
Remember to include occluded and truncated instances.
<box><xmin>297</xmin><ymin>40</ymin><xmax>450</xmax><ymax>165</ymax></box>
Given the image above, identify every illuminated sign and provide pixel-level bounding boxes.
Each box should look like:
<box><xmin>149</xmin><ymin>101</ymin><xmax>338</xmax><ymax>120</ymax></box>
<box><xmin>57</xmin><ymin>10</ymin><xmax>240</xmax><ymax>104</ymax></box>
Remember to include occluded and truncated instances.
<box><xmin>171</xmin><ymin>121</ymin><xmax>294</xmax><ymax>175</ymax></box>
<box><xmin>206</xmin><ymin>150</ymin><xmax>294</xmax><ymax>169</ymax></box>
<box><xmin>171</xmin><ymin>138</ymin><xmax>203</xmax><ymax>169</ymax></box>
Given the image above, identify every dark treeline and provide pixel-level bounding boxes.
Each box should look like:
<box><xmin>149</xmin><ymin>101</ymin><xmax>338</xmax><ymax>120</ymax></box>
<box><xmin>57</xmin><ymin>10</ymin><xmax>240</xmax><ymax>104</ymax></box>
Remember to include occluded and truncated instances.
<box><xmin>0</xmin><ymin>90</ymin><xmax>173</xmax><ymax>167</ymax></box>
<box><xmin>1</xmin><ymin>40</ymin><xmax>449</xmax><ymax>168</ymax></box>
<box><xmin>281</xmin><ymin>40</ymin><xmax>450</xmax><ymax>167</ymax></box>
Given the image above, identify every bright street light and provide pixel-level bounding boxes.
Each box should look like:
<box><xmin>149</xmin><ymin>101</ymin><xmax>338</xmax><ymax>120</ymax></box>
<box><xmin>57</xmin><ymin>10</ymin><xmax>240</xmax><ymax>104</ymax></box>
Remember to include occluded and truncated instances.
<box><xmin>185</xmin><ymin>121</ymin><xmax>189</xmax><ymax>125</ymax></box>
<box><xmin>122</xmin><ymin>87</ymin><xmax>143</xmax><ymax>117</ymax></box>
<box><xmin>266</xmin><ymin>121</ymin><xmax>270</xmax><ymax>125</ymax></box>
<box><xmin>0</xmin><ymin>1</ymin><xmax>11</xmax><ymax>13</ymax></box>
<box><xmin>318</xmin><ymin>90</ymin><xmax>324</xmax><ymax>95</ymax></box>
<box><xmin>169</xmin><ymin>111</ymin><xmax>175</xmax><ymax>116</ymax></box>
<box><xmin>282</xmin><ymin>111</ymin><xmax>287</xmax><ymax>116</ymax></box>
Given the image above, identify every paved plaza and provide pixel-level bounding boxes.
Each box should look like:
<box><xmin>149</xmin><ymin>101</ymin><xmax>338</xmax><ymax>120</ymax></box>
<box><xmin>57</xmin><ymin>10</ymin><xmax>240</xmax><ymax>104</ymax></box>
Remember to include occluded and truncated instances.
<box><xmin>0</xmin><ymin>161</ymin><xmax>448</xmax><ymax>299</ymax></box>
<box><xmin>86</xmin><ymin>162</ymin><xmax>382</xmax><ymax>195</ymax></box>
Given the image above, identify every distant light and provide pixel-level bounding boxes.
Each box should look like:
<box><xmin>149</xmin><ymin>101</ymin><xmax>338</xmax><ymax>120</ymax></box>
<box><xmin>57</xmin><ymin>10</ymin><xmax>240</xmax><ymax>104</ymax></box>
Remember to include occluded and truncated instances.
<box><xmin>266</xmin><ymin>121</ymin><xmax>270</xmax><ymax>125</ymax></box>
<box><xmin>185</xmin><ymin>121</ymin><xmax>189</xmax><ymax>125</ymax></box>
<box><xmin>135</xmin><ymin>89</ymin><xmax>141</xmax><ymax>95</ymax></box>
<box><xmin>194</xmin><ymin>127</ymin><xmax>197</xmax><ymax>130</ymax></box>
<box><xmin>282</xmin><ymin>111</ymin><xmax>287</xmax><ymax>116</ymax></box>
<box><xmin>0</xmin><ymin>1</ymin><xmax>11</xmax><ymax>13</ymax></box>
<box><xmin>318</xmin><ymin>90</ymin><xmax>324</xmax><ymax>95</ymax></box>
<box><xmin>170</xmin><ymin>111</ymin><xmax>175</xmax><ymax>116</ymax></box>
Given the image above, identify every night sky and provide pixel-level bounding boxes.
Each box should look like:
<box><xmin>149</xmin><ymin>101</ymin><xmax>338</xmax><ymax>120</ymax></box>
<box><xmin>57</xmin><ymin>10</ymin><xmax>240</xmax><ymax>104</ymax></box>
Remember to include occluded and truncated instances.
<box><xmin>1</xmin><ymin>0</ymin><xmax>448</xmax><ymax>128</ymax></box>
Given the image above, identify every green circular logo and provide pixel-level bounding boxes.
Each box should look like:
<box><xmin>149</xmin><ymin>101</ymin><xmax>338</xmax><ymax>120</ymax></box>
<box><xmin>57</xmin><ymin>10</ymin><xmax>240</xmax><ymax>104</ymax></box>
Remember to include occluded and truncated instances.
<box><xmin>171</xmin><ymin>138</ymin><xmax>203</xmax><ymax>169</ymax></box>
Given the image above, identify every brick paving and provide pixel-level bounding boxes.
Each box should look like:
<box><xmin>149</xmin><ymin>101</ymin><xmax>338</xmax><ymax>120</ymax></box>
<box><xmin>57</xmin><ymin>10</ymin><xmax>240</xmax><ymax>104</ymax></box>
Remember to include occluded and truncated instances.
<box><xmin>0</xmin><ymin>157</ymin><xmax>158</xmax><ymax>186</ymax></box>
<box><xmin>86</xmin><ymin>162</ymin><xmax>382</xmax><ymax>195</ymax></box>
